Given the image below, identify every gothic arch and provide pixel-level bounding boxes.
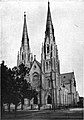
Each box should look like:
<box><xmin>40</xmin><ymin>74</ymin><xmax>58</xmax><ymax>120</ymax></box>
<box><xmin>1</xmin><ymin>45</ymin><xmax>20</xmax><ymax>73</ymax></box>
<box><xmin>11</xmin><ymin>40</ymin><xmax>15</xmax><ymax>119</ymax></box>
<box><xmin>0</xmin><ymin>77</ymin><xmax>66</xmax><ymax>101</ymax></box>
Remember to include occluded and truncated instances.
<box><xmin>34</xmin><ymin>96</ymin><xmax>38</xmax><ymax>104</ymax></box>
<box><xmin>32</xmin><ymin>72</ymin><xmax>39</xmax><ymax>76</ymax></box>
<box><xmin>47</xmin><ymin>95</ymin><xmax>52</xmax><ymax>104</ymax></box>
<box><xmin>33</xmin><ymin>72</ymin><xmax>39</xmax><ymax>81</ymax></box>
<box><xmin>47</xmin><ymin>44</ymin><xmax>49</xmax><ymax>53</ymax></box>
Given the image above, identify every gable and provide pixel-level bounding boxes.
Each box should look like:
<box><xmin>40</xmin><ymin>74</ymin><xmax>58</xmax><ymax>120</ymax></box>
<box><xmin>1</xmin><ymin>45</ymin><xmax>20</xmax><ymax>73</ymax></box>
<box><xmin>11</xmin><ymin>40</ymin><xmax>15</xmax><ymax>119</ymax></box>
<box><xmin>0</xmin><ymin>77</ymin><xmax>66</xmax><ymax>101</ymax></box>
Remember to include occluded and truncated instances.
<box><xmin>29</xmin><ymin>60</ymin><xmax>41</xmax><ymax>89</ymax></box>
<box><xmin>29</xmin><ymin>60</ymin><xmax>41</xmax><ymax>75</ymax></box>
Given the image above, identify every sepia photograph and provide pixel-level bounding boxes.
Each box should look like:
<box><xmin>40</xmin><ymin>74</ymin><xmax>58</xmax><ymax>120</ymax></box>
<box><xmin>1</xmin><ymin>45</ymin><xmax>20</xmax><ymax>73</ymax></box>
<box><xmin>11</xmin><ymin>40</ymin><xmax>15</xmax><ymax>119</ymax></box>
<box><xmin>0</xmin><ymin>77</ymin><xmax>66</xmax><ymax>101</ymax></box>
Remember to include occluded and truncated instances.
<box><xmin>0</xmin><ymin>0</ymin><xmax>84</xmax><ymax>119</ymax></box>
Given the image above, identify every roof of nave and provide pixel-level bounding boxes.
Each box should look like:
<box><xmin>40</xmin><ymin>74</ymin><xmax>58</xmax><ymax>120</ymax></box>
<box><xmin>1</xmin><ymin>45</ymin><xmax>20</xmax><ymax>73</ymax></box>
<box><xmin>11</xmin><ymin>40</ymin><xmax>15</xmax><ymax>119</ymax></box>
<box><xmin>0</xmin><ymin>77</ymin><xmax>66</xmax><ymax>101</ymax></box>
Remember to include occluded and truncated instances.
<box><xmin>60</xmin><ymin>72</ymin><xmax>75</xmax><ymax>84</ymax></box>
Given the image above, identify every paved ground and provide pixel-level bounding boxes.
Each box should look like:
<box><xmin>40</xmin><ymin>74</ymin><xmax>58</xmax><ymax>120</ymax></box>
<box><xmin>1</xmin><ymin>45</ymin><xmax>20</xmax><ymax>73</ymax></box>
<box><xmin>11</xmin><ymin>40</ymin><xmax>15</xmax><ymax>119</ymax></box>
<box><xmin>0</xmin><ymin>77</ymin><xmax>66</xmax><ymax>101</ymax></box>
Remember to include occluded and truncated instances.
<box><xmin>1</xmin><ymin>108</ymin><xmax>84</xmax><ymax>120</ymax></box>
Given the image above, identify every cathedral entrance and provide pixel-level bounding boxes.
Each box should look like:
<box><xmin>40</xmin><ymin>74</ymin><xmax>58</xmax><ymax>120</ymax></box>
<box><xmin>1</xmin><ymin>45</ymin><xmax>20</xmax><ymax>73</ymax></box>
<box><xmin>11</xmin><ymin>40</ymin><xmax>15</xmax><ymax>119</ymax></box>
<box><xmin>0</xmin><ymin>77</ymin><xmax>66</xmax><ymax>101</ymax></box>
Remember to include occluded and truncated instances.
<box><xmin>47</xmin><ymin>95</ymin><xmax>52</xmax><ymax>104</ymax></box>
<box><xmin>34</xmin><ymin>96</ymin><xmax>38</xmax><ymax>104</ymax></box>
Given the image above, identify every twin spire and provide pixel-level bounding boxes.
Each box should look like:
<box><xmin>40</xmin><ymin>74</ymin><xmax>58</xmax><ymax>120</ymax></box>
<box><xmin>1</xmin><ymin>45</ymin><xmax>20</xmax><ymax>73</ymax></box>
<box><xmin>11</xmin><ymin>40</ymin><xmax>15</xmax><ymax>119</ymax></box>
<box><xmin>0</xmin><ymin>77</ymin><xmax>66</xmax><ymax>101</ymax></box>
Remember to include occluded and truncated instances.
<box><xmin>22</xmin><ymin>2</ymin><xmax>54</xmax><ymax>47</ymax></box>
<box><xmin>17</xmin><ymin>2</ymin><xmax>55</xmax><ymax>66</ymax></box>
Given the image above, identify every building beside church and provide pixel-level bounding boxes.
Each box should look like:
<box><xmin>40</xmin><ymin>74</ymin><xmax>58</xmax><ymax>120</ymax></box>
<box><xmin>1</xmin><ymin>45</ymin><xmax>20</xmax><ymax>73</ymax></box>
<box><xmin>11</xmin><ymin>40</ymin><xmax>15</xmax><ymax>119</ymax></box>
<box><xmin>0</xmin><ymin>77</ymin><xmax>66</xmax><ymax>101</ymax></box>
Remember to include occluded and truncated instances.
<box><xmin>17</xmin><ymin>2</ymin><xmax>79</xmax><ymax>109</ymax></box>
<box><xmin>60</xmin><ymin>72</ymin><xmax>79</xmax><ymax>106</ymax></box>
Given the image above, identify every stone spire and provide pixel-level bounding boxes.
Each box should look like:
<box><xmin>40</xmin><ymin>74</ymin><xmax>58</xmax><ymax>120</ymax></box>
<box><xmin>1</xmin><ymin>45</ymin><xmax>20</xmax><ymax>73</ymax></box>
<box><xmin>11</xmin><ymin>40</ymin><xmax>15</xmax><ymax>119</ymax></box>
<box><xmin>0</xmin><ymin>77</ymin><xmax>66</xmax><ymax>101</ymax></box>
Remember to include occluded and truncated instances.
<box><xmin>45</xmin><ymin>2</ymin><xmax>55</xmax><ymax>40</ymax></box>
<box><xmin>22</xmin><ymin>12</ymin><xmax>29</xmax><ymax>51</ymax></box>
<box><xmin>17</xmin><ymin>12</ymin><xmax>32</xmax><ymax>68</ymax></box>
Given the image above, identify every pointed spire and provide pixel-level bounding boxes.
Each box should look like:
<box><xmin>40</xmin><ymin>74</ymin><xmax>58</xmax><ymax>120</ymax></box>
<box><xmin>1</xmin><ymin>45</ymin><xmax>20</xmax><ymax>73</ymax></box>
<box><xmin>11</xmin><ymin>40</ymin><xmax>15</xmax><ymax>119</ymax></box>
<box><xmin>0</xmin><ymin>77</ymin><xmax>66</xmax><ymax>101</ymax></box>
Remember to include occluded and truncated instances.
<box><xmin>47</xmin><ymin>1</ymin><xmax>51</xmax><ymax>20</ymax></box>
<box><xmin>45</xmin><ymin>2</ymin><xmax>55</xmax><ymax>40</ymax></box>
<box><xmin>24</xmin><ymin>12</ymin><xmax>26</xmax><ymax>25</ymax></box>
<box><xmin>17</xmin><ymin>12</ymin><xmax>32</xmax><ymax>68</ymax></box>
<box><xmin>22</xmin><ymin>12</ymin><xmax>29</xmax><ymax>50</ymax></box>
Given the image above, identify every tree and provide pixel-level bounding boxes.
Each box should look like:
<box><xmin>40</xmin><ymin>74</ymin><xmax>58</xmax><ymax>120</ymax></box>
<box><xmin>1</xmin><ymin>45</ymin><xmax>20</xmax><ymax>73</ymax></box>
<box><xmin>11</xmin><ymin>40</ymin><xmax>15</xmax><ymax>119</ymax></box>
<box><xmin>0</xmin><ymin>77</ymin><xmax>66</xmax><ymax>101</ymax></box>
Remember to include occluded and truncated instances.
<box><xmin>14</xmin><ymin>63</ymin><xmax>28</xmax><ymax>110</ymax></box>
<box><xmin>1</xmin><ymin>61</ymin><xmax>13</xmax><ymax>112</ymax></box>
<box><xmin>1</xmin><ymin>61</ymin><xmax>8</xmax><ymax>113</ymax></box>
<box><xmin>11</xmin><ymin>66</ymin><xmax>22</xmax><ymax>111</ymax></box>
<box><xmin>1</xmin><ymin>61</ymin><xmax>38</xmax><ymax>113</ymax></box>
<box><xmin>18</xmin><ymin>63</ymin><xmax>38</xmax><ymax>109</ymax></box>
<box><xmin>12</xmin><ymin>63</ymin><xmax>38</xmax><ymax>110</ymax></box>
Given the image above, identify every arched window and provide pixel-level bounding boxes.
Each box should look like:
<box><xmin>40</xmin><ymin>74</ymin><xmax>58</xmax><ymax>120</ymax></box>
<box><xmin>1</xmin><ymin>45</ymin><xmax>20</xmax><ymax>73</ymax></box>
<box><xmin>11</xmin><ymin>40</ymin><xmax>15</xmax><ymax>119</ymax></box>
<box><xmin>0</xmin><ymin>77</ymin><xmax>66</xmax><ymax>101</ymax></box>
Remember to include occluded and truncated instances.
<box><xmin>47</xmin><ymin>44</ymin><xmax>49</xmax><ymax>53</ymax></box>
<box><xmin>51</xmin><ymin>45</ymin><xmax>52</xmax><ymax>57</ymax></box>
<box><xmin>46</xmin><ymin>62</ymin><xmax>48</xmax><ymax>70</ymax></box>
<box><xmin>32</xmin><ymin>72</ymin><xmax>39</xmax><ymax>88</ymax></box>
<box><xmin>47</xmin><ymin>95</ymin><xmax>52</xmax><ymax>104</ymax></box>
<box><xmin>22</xmin><ymin>52</ymin><xmax>24</xmax><ymax>60</ymax></box>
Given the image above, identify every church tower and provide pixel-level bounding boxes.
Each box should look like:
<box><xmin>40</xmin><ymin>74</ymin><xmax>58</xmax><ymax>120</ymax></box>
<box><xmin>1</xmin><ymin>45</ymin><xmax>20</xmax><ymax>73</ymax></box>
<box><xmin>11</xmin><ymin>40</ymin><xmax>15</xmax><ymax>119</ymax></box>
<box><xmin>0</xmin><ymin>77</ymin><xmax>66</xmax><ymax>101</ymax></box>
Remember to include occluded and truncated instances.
<box><xmin>17</xmin><ymin>12</ymin><xmax>33</xmax><ymax>68</ymax></box>
<box><xmin>41</xmin><ymin>2</ymin><xmax>60</xmax><ymax>108</ymax></box>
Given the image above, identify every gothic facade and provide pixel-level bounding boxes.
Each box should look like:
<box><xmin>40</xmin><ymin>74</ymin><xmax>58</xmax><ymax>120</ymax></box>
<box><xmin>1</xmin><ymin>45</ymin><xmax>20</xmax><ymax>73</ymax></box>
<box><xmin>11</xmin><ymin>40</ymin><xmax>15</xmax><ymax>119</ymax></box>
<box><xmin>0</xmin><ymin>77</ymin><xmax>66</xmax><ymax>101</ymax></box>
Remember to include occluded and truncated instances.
<box><xmin>17</xmin><ymin>2</ymin><xmax>79</xmax><ymax>109</ymax></box>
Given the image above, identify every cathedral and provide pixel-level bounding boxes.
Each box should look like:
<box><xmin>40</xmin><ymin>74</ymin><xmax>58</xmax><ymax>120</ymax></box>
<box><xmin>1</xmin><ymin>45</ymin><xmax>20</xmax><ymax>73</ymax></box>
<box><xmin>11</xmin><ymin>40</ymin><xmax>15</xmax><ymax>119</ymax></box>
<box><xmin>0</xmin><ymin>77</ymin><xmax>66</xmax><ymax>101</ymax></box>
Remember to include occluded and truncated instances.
<box><xmin>17</xmin><ymin>2</ymin><xmax>79</xmax><ymax>109</ymax></box>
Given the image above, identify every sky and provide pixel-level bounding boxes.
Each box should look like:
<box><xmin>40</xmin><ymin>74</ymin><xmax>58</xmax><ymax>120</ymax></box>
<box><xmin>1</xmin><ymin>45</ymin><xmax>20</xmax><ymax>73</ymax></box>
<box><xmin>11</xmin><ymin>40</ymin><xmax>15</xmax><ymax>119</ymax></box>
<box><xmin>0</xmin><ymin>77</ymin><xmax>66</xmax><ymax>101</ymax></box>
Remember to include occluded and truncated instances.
<box><xmin>0</xmin><ymin>0</ymin><xmax>84</xmax><ymax>97</ymax></box>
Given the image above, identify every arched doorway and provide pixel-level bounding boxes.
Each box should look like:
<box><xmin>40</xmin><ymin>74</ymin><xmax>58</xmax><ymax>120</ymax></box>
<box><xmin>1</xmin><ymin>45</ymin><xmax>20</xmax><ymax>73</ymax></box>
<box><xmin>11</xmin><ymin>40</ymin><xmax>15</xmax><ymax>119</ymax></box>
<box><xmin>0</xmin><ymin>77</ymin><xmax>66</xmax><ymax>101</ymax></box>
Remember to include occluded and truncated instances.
<box><xmin>34</xmin><ymin>96</ymin><xmax>38</xmax><ymax>104</ymax></box>
<box><xmin>47</xmin><ymin>95</ymin><xmax>52</xmax><ymax>104</ymax></box>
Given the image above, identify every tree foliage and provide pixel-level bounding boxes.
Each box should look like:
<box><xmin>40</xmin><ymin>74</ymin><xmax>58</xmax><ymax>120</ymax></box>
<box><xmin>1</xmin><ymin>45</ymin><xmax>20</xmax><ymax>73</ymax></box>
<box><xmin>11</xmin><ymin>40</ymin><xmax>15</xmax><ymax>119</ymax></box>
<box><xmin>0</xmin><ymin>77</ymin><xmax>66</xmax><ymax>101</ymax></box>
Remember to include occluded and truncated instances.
<box><xmin>12</xmin><ymin>63</ymin><xmax>38</xmax><ymax>110</ymax></box>
<box><xmin>1</xmin><ymin>61</ymin><xmax>13</xmax><ymax>112</ymax></box>
<box><xmin>1</xmin><ymin>61</ymin><xmax>38</xmax><ymax>112</ymax></box>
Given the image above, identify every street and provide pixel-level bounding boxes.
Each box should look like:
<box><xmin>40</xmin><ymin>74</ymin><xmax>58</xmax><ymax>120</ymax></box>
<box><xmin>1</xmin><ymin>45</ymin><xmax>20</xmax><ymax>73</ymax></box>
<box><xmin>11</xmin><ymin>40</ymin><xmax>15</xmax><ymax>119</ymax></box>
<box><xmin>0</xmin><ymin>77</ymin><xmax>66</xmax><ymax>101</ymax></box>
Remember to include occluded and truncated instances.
<box><xmin>2</xmin><ymin>108</ymin><xmax>83</xmax><ymax>120</ymax></box>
